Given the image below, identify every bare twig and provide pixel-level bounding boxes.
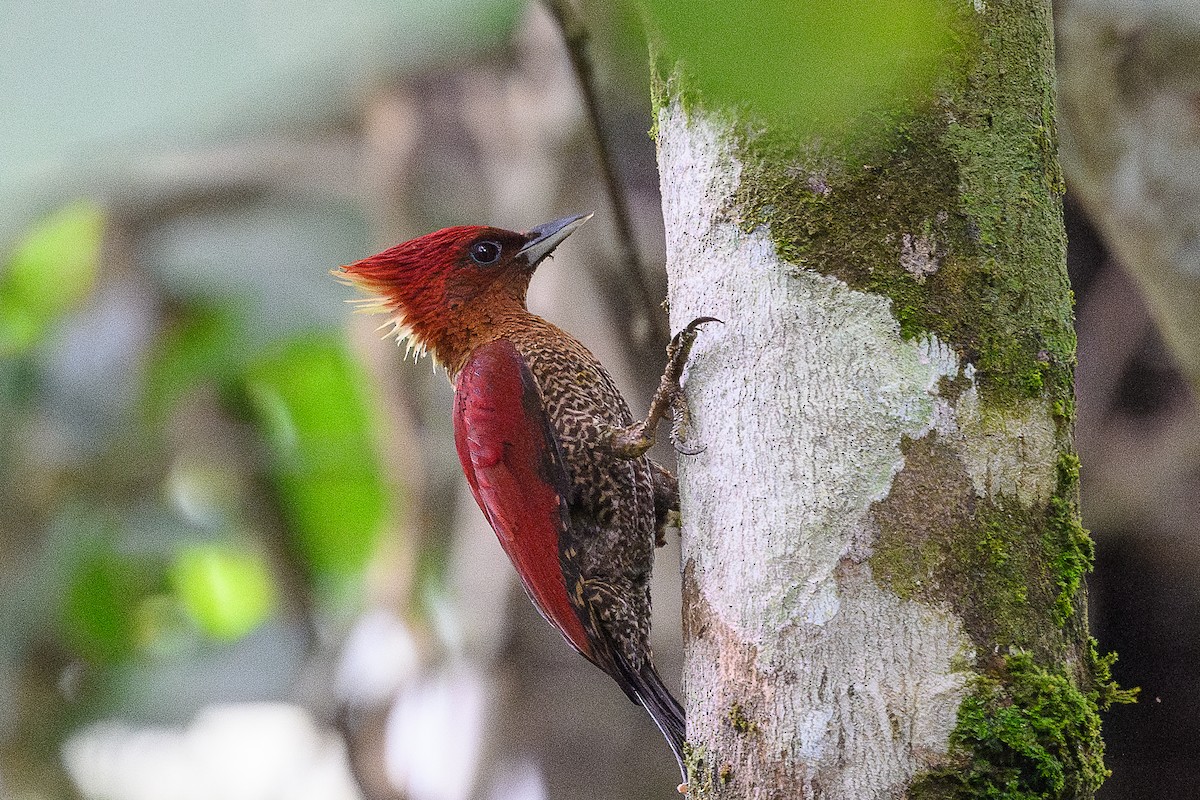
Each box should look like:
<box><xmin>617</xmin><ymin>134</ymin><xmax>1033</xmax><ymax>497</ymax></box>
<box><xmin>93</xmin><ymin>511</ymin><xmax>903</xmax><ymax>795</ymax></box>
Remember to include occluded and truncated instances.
<box><xmin>540</xmin><ymin>0</ymin><xmax>669</xmax><ymax>350</ymax></box>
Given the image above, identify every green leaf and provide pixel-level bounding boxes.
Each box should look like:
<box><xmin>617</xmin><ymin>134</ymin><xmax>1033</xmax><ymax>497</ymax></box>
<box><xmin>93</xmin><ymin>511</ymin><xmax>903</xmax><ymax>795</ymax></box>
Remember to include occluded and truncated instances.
<box><xmin>63</xmin><ymin>551</ymin><xmax>157</xmax><ymax>663</ymax></box>
<box><xmin>172</xmin><ymin>544</ymin><xmax>276</xmax><ymax>641</ymax></box>
<box><xmin>240</xmin><ymin>335</ymin><xmax>392</xmax><ymax>589</ymax></box>
<box><xmin>141</xmin><ymin>303</ymin><xmax>248</xmax><ymax>424</ymax></box>
<box><xmin>0</xmin><ymin>201</ymin><xmax>104</xmax><ymax>355</ymax></box>
<box><xmin>643</xmin><ymin>0</ymin><xmax>955</xmax><ymax>128</ymax></box>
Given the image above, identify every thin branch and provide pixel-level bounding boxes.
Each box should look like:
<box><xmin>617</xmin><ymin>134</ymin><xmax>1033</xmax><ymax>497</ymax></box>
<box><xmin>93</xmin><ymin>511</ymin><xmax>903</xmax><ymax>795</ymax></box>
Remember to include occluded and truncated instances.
<box><xmin>541</xmin><ymin>0</ymin><xmax>669</xmax><ymax>349</ymax></box>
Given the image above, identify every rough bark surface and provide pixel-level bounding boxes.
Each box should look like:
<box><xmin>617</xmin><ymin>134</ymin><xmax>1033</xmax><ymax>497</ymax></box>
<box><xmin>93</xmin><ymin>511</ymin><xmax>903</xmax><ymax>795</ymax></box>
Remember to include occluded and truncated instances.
<box><xmin>659</xmin><ymin>114</ymin><xmax>972</xmax><ymax>797</ymax></box>
<box><xmin>655</xmin><ymin>1</ymin><xmax>1118</xmax><ymax>798</ymax></box>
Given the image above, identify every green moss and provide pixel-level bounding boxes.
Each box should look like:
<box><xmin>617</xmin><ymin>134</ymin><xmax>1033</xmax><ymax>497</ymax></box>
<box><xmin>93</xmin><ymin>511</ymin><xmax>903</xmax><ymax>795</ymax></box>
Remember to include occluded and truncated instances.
<box><xmin>1045</xmin><ymin>454</ymin><xmax>1093</xmax><ymax>626</ymax></box>
<box><xmin>1086</xmin><ymin>637</ymin><xmax>1139</xmax><ymax>709</ymax></box>
<box><xmin>944</xmin><ymin>496</ymin><xmax>1052</xmax><ymax>653</ymax></box>
<box><xmin>939</xmin><ymin>373</ymin><xmax>973</xmax><ymax>404</ymax></box>
<box><xmin>871</xmin><ymin>441</ymin><xmax>1101</xmax><ymax>662</ymax></box>
<box><xmin>870</xmin><ymin>434</ymin><xmax>975</xmax><ymax>602</ymax></box>
<box><xmin>910</xmin><ymin>651</ymin><xmax>1111</xmax><ymax>800</ymax></box>
<box><xmin>655</xmin><ymin>0</ymin><xmax>1121</xmax><ymax>793</ymax></box>
<box><xmin>718</xmin><ymin>0</ymin><xmax>1073</xmax><ymax>417</ymax></box>
<box><xmin>729</xmin><ymin>105</ymin><xmax>1075</xmax><ymax>414</ymax></box>
<box><xmin>869</xmin><ymin>425</ymin><xmax>1124</xmax><ymax>799</ymax></box>
<box><xmin>1051</xmin><ymin>396</ymin><xmax>1076</xmax><ymax>429</ymax></box>
<box><xmin>870</xmin><ymin>435</ymin><xmax>1059</xmax><ymax>656</ymax></box>
<box><xmin>1056</xmin><ymin>454</ymin><xmax>1081</xmax><ymax>485</ymax></box>
<box><xmin>683</xmin><ymin>741</ymin><xmax>713</xmax><ymax>797</ymax></box>
<box><xmin>726</xmin><ymin>703</ymin><xmax>757</xmax><ymax>735</ymax></box>
<box><xmin>650</xmin><ymin>58</ymin><xmax>715</xmax><ymax>139</ymax></box>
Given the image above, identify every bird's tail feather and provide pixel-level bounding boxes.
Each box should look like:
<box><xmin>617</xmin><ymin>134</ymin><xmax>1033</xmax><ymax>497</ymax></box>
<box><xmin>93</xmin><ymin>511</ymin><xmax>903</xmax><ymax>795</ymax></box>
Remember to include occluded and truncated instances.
<box><xmin>624</xmin><ymin>658</ymin><xmax>688</xmax><ymax>783</ymax></box>
<box><xmin>591</xmin><ymin>617</ymin><xmax>687</xmax><ymax>784</ymax></box>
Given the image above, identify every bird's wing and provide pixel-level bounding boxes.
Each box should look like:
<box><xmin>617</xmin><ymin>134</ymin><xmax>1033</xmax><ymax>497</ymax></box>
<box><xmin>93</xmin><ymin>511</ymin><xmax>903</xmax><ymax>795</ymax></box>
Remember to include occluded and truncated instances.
<box><xmin>452</xmin><ymin>338</ymin><xmax>593</xmax><ymax>659</ymax></box>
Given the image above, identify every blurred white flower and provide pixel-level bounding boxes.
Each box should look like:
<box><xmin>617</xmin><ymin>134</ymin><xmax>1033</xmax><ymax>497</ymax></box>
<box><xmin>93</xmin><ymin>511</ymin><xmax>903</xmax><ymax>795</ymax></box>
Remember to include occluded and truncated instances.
<box><xmin>62</xmin><ymin>704</ymin><xmax>361</xmax><ymax>800</ymax></box>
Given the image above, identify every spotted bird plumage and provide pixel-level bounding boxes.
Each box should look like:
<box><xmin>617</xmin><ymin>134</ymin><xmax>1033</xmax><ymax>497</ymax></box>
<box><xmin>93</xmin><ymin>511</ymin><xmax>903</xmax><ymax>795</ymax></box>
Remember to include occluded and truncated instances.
<box><xmin>335</xmin><ymin>214</ymin><xmax>691</xmax><ymax>782</ymax></box>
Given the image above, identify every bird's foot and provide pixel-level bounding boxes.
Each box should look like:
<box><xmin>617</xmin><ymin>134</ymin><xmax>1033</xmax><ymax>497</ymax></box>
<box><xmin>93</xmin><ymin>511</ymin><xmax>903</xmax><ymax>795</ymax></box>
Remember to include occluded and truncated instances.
<box><xmin>608</xmin><ymin>316</ymin><xmax>721</xmax><ymax>460</ymax></box>
<box><xmin>608</xmin><ymin>420</ymin><xmax>654</xmax><ymax>459</ymax></box>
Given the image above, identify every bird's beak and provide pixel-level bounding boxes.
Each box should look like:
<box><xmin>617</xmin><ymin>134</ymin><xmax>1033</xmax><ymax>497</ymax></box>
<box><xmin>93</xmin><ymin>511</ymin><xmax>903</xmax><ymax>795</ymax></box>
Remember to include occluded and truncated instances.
<box><xmin>519</xmin><ymin>212</ymin><xmax>593</xmax><ymax>266</ymax></box>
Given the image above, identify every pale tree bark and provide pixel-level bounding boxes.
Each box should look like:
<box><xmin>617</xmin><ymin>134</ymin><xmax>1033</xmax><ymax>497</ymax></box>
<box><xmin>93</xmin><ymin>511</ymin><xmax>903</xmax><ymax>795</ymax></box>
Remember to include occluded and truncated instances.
<box><xmin>655</xmin><ymin>1</ymin><xmax>1126</xmax><ymax>798</ymax></box>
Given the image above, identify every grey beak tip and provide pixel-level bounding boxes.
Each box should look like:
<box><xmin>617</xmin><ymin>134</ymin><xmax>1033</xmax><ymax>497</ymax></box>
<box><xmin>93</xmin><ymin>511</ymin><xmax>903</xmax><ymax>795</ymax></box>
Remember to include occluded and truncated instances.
<box><xmin>519</xmin><ymin>212</ymin><xmax>593</xmax><ymax>263</ymax></box>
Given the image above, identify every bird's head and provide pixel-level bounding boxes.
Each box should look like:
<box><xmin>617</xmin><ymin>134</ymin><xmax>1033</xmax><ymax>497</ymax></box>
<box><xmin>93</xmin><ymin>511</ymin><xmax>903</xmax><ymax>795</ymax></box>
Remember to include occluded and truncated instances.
<box><xmin>336</xmin><ymin>213</ymin><xmax>591</xmax><ymax>372</ymax></box>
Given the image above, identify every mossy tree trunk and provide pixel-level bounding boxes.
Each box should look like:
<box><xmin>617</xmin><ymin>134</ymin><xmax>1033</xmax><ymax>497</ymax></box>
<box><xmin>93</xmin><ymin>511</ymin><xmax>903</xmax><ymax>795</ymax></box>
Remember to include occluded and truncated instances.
<box><xmin>653</xmin><ymin>1</ymin><xmax>1125</xmax><ymax>797</ymax></box>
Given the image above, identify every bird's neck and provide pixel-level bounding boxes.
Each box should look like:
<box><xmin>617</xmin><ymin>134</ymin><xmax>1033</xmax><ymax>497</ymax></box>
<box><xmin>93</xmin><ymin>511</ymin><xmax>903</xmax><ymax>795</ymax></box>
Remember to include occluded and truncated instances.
<box><xmin>423</xmin><ymin>301</ymin><xmax>544</xmax><ymax>377</ymax></box>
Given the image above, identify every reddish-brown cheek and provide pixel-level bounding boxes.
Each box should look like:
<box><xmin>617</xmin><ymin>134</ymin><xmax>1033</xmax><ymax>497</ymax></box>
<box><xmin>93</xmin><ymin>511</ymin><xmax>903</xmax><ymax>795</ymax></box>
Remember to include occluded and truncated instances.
<box><xmin>446</xmin><ymin>276</ymin><xmax>488</xmax><ymax>306</ymax></box>
<box><xmin>446</xmin><ymin>261</ymin><xmax>526</xmax><ymax>306</ymax></box>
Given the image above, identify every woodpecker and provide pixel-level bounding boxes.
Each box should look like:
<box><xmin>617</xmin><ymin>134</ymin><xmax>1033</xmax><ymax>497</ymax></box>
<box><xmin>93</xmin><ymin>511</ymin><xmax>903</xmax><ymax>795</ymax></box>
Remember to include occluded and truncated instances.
<box><xmin>335</xmin><ymin>213</ymin><xmax>711</xmax><ymax>784</ymax></box>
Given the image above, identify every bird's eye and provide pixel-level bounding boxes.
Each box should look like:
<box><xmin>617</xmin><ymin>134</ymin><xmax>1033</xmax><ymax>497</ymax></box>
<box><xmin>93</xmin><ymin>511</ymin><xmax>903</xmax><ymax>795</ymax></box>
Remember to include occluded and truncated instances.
<box><xmin>469</xmin><ymin>240</ymin><xmax>502</xmax><ymax>265</ymax></box>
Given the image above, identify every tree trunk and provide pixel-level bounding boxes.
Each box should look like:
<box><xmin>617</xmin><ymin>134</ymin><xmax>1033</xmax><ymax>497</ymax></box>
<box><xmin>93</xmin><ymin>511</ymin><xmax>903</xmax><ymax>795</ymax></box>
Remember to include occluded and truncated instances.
<box><xmin>654</xmin><ymin>1</ymin><xmax>1124</xmax><ymax>797</ymax></box>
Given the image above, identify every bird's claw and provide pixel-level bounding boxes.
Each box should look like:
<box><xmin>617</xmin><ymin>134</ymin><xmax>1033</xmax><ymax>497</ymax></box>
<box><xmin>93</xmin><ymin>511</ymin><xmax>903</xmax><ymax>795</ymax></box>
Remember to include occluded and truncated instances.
<box><xmin>668</xmin><ymin>388</ymin><xmax>705</xmax><ymax>455</ymax></box>
<box><xmin>667</xmin><ymin>316</ymin><xmax>722</xmax><ymax>366</ymax></box>
<box><xmin>611</xmin><ymin>316</ymin><xmax>720</xmax><ymax>460</ymax></box>
<box><xmin>665</xmin><ymin>317</ymin><xmax>719</xmax><ymax>456</ymax></box>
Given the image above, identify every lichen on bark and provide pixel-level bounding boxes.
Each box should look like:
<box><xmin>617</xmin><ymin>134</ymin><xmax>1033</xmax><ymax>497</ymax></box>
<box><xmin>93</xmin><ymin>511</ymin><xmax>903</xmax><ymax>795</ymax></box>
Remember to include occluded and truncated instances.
<box><xmin>653</xmin><ymin>0</ymin><xmax>1128</xmax><ymax>797</ymax></box>
<box><xmin>707</xmin><ymin>3</ymin><xmax>1066</xmax><ymax>420</ymax></box>
<box><xmin>659</xmin><ymin>101</ymin><xmax>975</xmax><ymax>798</ymax></box>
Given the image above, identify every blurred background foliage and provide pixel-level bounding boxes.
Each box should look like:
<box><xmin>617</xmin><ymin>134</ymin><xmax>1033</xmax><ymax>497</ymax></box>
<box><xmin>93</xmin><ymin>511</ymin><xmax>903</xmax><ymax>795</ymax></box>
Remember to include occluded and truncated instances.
<box><xmin>3</xmin><ymin>0</ymin><xmax>1200</xmax><ymax>799</ymax></box>
<box><xmin>641</xmin><ymin>0</ymin><xmax>956</xmax><ymax>128</ymax></box>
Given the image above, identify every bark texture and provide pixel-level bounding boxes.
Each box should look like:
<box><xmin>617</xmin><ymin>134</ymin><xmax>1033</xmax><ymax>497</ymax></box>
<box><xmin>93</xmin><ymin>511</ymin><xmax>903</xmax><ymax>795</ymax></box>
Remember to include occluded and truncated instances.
<box><xmin>654</xmin><ymin>1</ymin><xmax>1121</xmax><ymax>798</ymax></box>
